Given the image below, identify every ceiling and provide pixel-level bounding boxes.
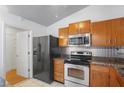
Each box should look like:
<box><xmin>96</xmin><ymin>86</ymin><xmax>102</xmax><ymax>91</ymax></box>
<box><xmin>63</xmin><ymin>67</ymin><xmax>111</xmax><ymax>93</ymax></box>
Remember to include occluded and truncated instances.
<box><xmin>7</xmin><ymin>5</ymin><xmax>88</xmax><ymax>26</ymax></box>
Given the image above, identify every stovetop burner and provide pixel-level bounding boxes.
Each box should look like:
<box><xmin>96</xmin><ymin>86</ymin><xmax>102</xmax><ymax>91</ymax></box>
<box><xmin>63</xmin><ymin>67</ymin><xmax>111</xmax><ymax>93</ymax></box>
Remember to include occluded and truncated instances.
<box><xmin>65</xmin><ymin>59</ymin><xmax>90</xmax><ymax>66</ymax></box>
<box><xmin>64</xmin><ymin>51</ymin><xmax>92</xmax><ymax>66</ymax></box>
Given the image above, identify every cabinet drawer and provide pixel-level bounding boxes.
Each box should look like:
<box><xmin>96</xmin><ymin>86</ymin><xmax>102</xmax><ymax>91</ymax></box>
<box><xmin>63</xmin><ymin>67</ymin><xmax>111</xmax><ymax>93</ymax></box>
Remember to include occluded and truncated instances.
<box><xmin>54</xmin><ymin>59</ymin><xmax>64</xmax><ymax>65</ymax></box>
<box><xmin>90</xmin><ymin>64</ymin><xmax>109</xmax><ymax>73</ymax></box>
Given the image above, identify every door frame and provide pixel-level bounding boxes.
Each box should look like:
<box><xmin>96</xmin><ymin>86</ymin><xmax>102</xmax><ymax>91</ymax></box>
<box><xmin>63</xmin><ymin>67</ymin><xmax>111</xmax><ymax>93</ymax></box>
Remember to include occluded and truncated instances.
<box><xmin>28</xmin><ymin>30</ymin><xmax>33</xmax><ymax>78</ymax></box>
<box><xmin>3</xmin><ymin>24</ymin><xmax>33</xmax><ymax>79</ymax></box>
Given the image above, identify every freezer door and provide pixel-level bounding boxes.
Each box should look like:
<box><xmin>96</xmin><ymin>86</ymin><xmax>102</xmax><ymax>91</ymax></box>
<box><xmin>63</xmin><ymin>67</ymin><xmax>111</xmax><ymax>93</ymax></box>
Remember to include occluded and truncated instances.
<box><xmin>33</xmin><ymin>37</ymin><xmax>41</xmax><ymax>75</ymax></box>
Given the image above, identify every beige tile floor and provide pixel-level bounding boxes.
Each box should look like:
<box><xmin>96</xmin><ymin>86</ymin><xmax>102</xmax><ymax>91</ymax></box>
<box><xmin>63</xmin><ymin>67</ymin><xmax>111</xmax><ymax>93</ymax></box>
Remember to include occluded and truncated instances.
<box><xmin>6</xmin><ymin>78</ymin><xmax>65</xmax><ymax>87</ymax></box>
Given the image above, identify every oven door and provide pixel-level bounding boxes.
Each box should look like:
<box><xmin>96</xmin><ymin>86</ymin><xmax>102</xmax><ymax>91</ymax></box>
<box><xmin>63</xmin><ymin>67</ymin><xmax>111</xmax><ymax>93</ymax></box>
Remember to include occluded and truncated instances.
<box><xmin>64</xmin><ymin>63</ymin><xmax>89</xmax><ymax>86</ymax></box>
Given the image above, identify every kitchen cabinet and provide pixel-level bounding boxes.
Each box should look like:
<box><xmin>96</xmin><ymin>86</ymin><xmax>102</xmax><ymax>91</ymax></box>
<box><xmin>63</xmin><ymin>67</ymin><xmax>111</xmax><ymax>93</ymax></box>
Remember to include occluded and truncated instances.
<box><xmin>111</xmin><ymin>18</ymin><xmax>124</xmax><ymax>46</ymax></box>
<box><xmin>69</xmin><ymin>23</ymin><xmax>79</xmax><ymax>35</ymax></box>
<box><xmin>90</xmin><ymin>64</ymin><xmax>110</xmax><ymax>87</ymax></box>
<box><xmin>91</xmin><ymin>17</ymin><xmax>124</xmax><ymax>46</ymax></box>
<box><xmin>109</xmin><ymin>67</ymin><xmax>120</xmax><ymax>87</ymax></box>
<box><xmin>91</xmin><ymin>20</ymin><xmax>112</xmax><ymax>46</ymax></box>
<box><xmin>79</xmin><ymin>20</ymin><xmax>91</xmax><ymax>34</ymax></box>
<box><xmin>69</xmin><ymin>20</ymin><xmax>91</xmax><ymax>35</ymax></box>
<box><xmin>120</xmin><ymin>18</ymin><xmax>124</xmax><ymax>46</ymax></box>
<box><xmin>110</xmin><ymin>66</ymin><xmax>124</xmax><ymax>87</ymax></box>
<box><xmin>59</xmin><ymin>27</ymin><xmax>68</xmax><ymax>47</ymax></box>
<box><xmin>90</xmin><ymin>63</ymin><xmax>124</xmax><ymax>87</ymax></box>
<box><xmin>105</xmin><ymin>20</ymin><xmax>113</xmax><ymax>46</ymax></box>
<box><xmin>53</xmin><ymin>58</ymin><xmax>64</xmax><ymax>83</ymax></box>
<box><xmin>117</xmin><ymin>71</ymin><xmax>124</xmax><ymax>87</ymax></box>
<box><xmin>91</xmin><ymin>21</ymin><xmax>108</xmax><ymax>46</ymax></box>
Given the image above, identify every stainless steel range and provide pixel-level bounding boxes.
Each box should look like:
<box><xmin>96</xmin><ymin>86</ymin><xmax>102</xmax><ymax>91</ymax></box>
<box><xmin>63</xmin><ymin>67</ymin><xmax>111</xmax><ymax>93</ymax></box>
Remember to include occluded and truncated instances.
<box><xmin>64</xmin><ymin>51</ymin><xmax>92</xmax><ymax>87</ymax></box>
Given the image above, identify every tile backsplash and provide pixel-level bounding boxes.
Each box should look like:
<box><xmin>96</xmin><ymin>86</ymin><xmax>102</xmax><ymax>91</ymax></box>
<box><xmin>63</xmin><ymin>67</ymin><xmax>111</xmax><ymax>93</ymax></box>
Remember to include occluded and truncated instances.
<box><xmin>59</xmin><ymin>46</ymin><xmax>124</xmax><ymax>58</ymax></box>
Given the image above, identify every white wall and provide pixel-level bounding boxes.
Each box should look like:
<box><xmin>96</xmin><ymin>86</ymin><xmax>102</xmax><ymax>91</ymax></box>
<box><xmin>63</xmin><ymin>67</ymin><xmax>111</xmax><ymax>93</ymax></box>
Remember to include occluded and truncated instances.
<box><xmin>0</xmin><ymin>6</ymin><xmax>8</xmax><ymax>78</ymax></box>
<box><xmin>47</xmin><ymin>5</ymin><xmax>124</xmax><ymax>37</ymax></box>
<box><xmin>0</xmin><ymin>18</ymin><xmax>4</xmax><ymax>78</ymax></box>
<box><xmin>5</xmin><ymin>13</ymin><xmax>47</xmax><ymax>37</ymax></box>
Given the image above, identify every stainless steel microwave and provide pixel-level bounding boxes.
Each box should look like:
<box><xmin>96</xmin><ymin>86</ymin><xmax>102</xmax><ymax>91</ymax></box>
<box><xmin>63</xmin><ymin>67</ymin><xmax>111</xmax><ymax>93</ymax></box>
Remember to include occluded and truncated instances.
<box><xmin>68</xmin><ymin>33</ymin><xmax>91</xmax><ymax>46</ymax></box>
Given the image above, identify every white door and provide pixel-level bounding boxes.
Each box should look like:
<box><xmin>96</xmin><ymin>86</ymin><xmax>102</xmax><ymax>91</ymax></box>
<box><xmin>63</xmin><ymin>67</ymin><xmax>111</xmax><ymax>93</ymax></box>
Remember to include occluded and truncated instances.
<box><xmin>16</xmin><ymin>31</ymin><xmax>30</xmax><ymax>78</ymax></box>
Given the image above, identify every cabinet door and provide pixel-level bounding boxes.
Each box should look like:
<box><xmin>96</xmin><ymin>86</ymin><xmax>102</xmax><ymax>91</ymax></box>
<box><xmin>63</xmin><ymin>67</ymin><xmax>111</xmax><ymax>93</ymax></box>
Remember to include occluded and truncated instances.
<box><xmin>79</xmin><ymin>20</ymin><xmax>91</xmax><ymax>34</ymax></box>
<box><xmin>90</xmin><ymin>64</ymin><xmax>110</xmax><ymax>87</ymax></box>
<box><xmin>69</xmin><ymin>23</ymin><xmax>79</xmax><ymax>35</ymax></box>
<box><xmin>109</xmin><ymin>67</ymin><xmax>120</xmax><ymax>87</ymax></box>
<box><xmin>105</xmin><ymin>20</ymin><xmax>113</xmax><ymax>46</ymax></box>
<box><xmin>91</xmin><ymin>21</ymin><xmax>108</xmax><ymax>46</ymax></box>
<box><xmin>111</xmin><ymin>18</ymin><xmax>124</xmax><ymax>46</ymax></box>
<box><xmin>59</xmin><ymin>27</ymin><xmax>68</xmax><ymax>47</ymax></box>
<box><xmin>111</xmin><ymin>19</ymin><xmax>121</xmax><ymax>46</ymax></box>
<box><xmin>120</xmin><ymin>18</ymin><xmax>124</xmax><ymax>46</ymax></box>
<box><xmin>53</xmin><ymin>59</ymin><xmax>64</xmax><ymax>83</ymax></box>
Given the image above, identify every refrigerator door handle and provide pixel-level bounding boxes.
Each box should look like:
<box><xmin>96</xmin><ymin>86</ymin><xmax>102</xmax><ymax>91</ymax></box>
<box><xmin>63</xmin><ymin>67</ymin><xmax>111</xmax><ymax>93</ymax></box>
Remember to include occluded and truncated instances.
<box><xmin>38</xmin><ymin>43</ymin><xmax>41</xmax><ymax>62</ymax></box>
<box><xmin>33</xmin><ymin>48</ymin><xmax>38</xmax><ymax>55</ymax></box>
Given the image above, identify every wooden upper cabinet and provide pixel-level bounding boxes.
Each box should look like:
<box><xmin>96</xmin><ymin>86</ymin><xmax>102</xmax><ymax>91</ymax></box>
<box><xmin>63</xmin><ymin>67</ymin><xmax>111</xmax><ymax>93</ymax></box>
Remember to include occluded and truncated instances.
<box><xmin>92</xmin><ymin>17</ymin><xmax>124</xmax><ymax>47</ymax></box>
<box><xmin>90</xmin><ymin>64</ymin><xmax>110</xmax><ymax>87</ymax></box>
<box><xmin>79</xmin><ymin>20</ymin><xmax>91</xmax><ymax>34</ymax></box>
<box><xmin>120</xmin><ymin>18</ymin><xmax>124</xmax><ymax>46</ymax></box>
<box><xmin>69</xmin><ymin>23</ymin><xmax>79</xmax><ymax>35</ymax></box>
<box><xmin>59</xmin><ymin>27</ymin><xmax>68</xmax><ymax>47</ymax></box>
<box><xmin>105</xmin><ymin>20</ymin><xmax>113</xmax><ymax>46</ymax></box>
<box><xmin>69</xmin><ymin>20</ymin><xmax>91</xmax><ymax>35</ymax></box>
<box><xmin>91</xmin><ymin>21</ymin><xmax>108</xmax><ymax>46</ymax></box>
<box><xmin>111</xmin><ymin>18</ymin><xmax>121</xmax><ymax>46</ymax></box>
<box><xmin>112</xmin><ymin>18</ymin><xmax>124</xmax><ymax>46</ymax></box>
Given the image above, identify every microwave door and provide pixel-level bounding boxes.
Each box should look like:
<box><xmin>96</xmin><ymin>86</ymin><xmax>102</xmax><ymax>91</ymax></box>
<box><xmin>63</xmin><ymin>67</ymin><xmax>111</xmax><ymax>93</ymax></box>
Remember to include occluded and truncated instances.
<box><xmin>84</xmin><ymin>36</ymin><xmax>90</xmax><ymax>46</ymax></box>
<box><xmin>79</xmin><ymin>37</ymin><xmax>84</xmax><ymax>45</ymax></box>
<box><xmin>69</xmin><ymin>37</ymin><xmax>79</xmax><ymax>45</ymax></box>
<box><xmin>84</xmin><ymin>37</ymin><xmax>89</xmax><ymax>44</ymax></box>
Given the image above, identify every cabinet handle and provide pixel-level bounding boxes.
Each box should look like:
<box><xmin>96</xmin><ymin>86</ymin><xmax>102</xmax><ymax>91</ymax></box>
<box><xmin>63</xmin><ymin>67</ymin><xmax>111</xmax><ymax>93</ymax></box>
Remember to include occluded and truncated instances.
<box><xmin>115</xmin><ymin>39</ymin><xmax>117</xmax><ymax>44</ymax></box>
<box><xmin>109</xmin><ymin>40</ymin><xmax>111</xmax><ymax>44</ymax></box>
<box><xmin>78</xmin><ymin>27</ymin><xmax>80</xmax><ymax>34</ymax></box>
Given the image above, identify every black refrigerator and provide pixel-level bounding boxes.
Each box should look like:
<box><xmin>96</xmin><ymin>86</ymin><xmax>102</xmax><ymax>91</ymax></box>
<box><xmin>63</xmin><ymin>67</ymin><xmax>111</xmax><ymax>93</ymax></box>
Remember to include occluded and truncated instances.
<box><xmin>33</xmin><ymin>35</ymin><xmax>58</xmax><ymax>84</ymax></box>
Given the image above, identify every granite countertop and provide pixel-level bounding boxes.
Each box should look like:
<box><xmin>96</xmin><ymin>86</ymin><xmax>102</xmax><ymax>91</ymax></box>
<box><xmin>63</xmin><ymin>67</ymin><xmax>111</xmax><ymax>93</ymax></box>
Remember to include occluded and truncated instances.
<box><xmin>53</xmin><ymin>57</ymin><xmax>124</xmax><ymax>79</ymax></box>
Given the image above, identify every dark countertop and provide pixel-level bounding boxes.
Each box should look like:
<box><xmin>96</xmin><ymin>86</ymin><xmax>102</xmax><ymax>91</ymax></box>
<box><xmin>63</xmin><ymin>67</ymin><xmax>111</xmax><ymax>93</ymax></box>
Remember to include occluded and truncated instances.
<box><xmin>53</xmin><ymin>56</ymin><xmax>124</xmax><ymax>79</ymax></box>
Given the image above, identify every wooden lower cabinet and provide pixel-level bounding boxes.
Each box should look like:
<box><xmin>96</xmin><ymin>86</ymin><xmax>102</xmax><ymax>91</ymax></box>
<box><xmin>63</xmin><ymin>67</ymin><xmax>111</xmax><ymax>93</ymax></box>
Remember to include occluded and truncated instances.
<box><xmin>90</xmin><ymin>64</ymin><xmax>110</xmax><ymax>87</ymax></box>
<box><xmin>90</xmin><ymin>64</ymin><xmax>123</xmax><ymax>87</ymax></box>
<box><xmin>53</xmin><ymin>58</ymin><xmax>64</xmax><ymax>83</ymax></box>
<box><xmin>109</xmin><ymin>67</ymin><xmax>120</xmax><ymax>87</ymax></box>
<box><xmin>110</xmin><ymin>67</ymin><xmax>124</xmax><ymax>87</ymax></box>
